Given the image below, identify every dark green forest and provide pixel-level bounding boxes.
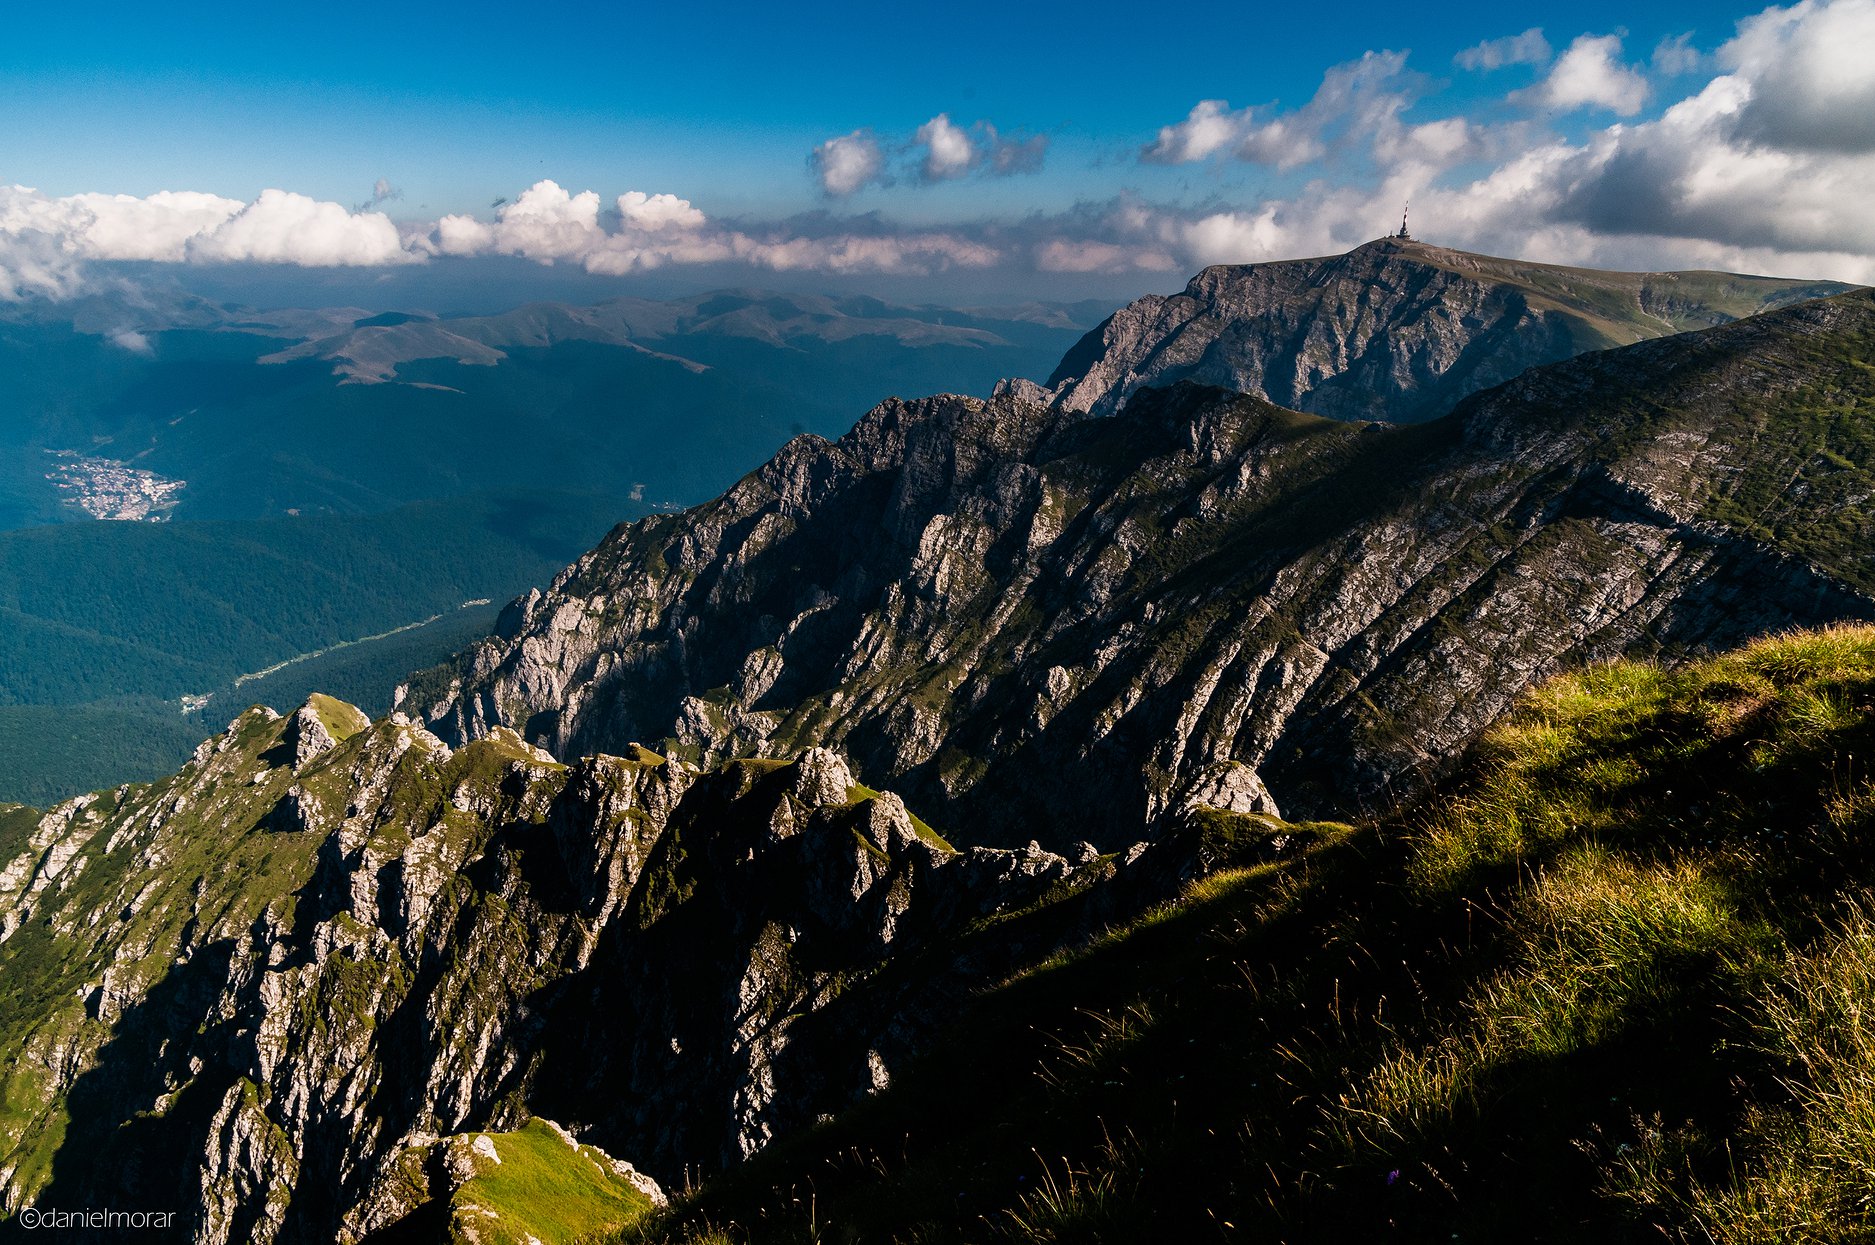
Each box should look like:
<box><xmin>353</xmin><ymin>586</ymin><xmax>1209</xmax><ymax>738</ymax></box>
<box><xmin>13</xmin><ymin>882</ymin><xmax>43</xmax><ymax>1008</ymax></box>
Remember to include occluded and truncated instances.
<box><xmin>0</xmin><ymin>492</ymin><xmax>622</xmax><ymax>803</ymax></box>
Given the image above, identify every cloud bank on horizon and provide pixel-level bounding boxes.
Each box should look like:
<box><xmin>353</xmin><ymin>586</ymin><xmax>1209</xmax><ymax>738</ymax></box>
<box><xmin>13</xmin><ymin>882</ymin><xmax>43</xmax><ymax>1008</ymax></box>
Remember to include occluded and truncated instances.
<box><xmin>4</xmin><ymin>0</ymin><xmax>1874</xmax><ymax>300</ymax></box>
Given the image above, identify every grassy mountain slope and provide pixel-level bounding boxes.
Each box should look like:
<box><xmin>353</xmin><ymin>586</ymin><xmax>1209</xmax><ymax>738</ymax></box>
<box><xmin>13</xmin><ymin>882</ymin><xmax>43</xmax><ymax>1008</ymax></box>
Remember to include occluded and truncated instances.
<box><xmin>369</xmin><ymin>1119</ymin><xmax>661</xmax><ymax>1245</ymax></box>
<box><xmin>626</xmin><ymin>624</ymin><xmax>1875</xmax><ymax>1244</ymax></box>
<box><xmin>1380</xmin><ymin>241</ymin><xmax>1847</xmax><ymax>342</ymax></box>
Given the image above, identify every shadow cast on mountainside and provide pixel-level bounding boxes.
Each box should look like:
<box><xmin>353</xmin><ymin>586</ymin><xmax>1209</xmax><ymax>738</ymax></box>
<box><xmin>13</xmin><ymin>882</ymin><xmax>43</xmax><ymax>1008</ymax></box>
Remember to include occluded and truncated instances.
<box><xmin>17</xmin><ymin>942</ymin><xmax>242</xmax><ymax>1242</ymax></box>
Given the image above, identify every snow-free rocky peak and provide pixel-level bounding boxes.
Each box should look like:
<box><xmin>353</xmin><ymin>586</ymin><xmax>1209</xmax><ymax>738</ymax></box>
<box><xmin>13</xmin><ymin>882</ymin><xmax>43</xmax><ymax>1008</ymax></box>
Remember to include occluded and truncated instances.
<box><xmin>1044</xmin><ymin>237</ymin><xmax>1850</xmax><ymax>422</ymax></box>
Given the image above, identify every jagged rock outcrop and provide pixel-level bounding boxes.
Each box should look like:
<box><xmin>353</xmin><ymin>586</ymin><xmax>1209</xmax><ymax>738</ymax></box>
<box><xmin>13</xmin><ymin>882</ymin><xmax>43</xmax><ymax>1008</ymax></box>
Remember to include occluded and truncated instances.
<box><xmin>1044</xmin><ymin>237</ymin><xmax>1848</xmax><ymax>421</ymax></box>
<box><xmin>404</xmin><ymin>290</ymin><xmax>1875</xmax><ymax>847</ymax></box>
<box><xmin>0</xmin><ymin>697</ymin><xmax>1177</xmax><ymax>1241</ymax></box>
<box><xmin>279</xmin><ymin>694</ymin><xmax>370</xmax><ymax>771</ymax></box>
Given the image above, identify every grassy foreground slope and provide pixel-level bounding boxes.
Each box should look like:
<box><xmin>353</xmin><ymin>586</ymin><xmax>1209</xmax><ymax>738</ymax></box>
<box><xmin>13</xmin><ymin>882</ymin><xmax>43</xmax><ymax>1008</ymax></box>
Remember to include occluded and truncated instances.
<box><xmin>628</xmin><ymin>624</ymin><xmax>1875</xmax><ymax>1244</ymax></box>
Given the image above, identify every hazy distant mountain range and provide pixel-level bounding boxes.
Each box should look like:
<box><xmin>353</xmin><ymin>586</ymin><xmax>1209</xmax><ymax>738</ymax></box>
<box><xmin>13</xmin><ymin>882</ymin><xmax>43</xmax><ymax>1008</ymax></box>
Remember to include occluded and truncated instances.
<box><xmin>250</xmin><ymin>290</ymin><xmax>1114</xmax><ymax>385</ymax></box>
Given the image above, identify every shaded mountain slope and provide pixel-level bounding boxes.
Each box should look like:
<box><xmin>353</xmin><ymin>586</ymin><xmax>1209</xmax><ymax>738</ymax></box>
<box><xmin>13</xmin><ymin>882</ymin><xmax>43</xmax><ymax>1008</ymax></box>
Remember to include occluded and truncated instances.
<box><xmin>1044</xmin><ymin>237</ymin><xmax>1850</xmax><ymax>422</ymax></box>
<box><xmin>405</xmin><ymin>289</ymin><xmax>1875</xmax><ymax>849</ymax></box>
<box><xmin>627</xmin><ymin>623</ymin><xmax>1875</xmax><ymax>1244</ymax></box>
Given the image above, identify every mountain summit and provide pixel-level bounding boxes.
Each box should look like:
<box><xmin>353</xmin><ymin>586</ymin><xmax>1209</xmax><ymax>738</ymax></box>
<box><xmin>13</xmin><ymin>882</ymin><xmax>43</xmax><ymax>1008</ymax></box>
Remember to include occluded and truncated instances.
<box><xmin>1045</xmin><ymin>237</ymin><xmax>1850</xmax><ymax>422</ymax></box>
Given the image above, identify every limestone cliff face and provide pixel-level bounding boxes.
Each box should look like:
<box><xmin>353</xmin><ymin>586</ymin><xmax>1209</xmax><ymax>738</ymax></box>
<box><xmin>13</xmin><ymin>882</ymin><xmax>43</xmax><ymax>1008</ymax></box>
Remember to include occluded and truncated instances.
<box><xmin>406</xmin><ymin>290</ymin><xmax>1875</xmax><ymax>847</ymax></box>
<box><xmin>0</xmin><ymin>703</ymin><xmax>1160</xmax><ymax>1240</ymax></box>
<box><xmin>1044</xmin><ymin>238</ymin><xmax>1848</xmax><ymax>422</ymax></box>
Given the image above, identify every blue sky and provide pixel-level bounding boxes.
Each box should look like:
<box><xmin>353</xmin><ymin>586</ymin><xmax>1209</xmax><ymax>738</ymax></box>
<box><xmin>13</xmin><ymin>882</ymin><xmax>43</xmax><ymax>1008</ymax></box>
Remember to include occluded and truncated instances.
<box><xmin>4</xmin><ymin>0</ymin><xmax>1874</xmax><ymax>301</ymax></box>
<box><xmin>0</xmin><ymin>0</ymin><xmax>1756</xmax><ymax>210</ymax></box>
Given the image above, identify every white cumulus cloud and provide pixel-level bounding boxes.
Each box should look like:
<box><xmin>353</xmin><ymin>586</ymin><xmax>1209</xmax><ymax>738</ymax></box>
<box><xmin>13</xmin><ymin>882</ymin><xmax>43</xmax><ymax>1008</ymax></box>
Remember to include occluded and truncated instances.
<box><xmin>185</xmin><ymin>189</ymin><xmax>411</xmax><ymax>266</ymax></box>
<box><xmin>0</xmin><ymin>226</ymin><xmax>84</xmax><ymax>300</ymax></box>
<box><xmin>446</xmin><ymin>180</ymin><xmax>605</xmax><ymax>262</ymax></box>
<box><xmin>1456</xmin><ymin>28</ymin><xmax>1552</xmax><ymax>71</ymax></box>
<box><xmin>432</xmin><ymin>213</ymin><xmax>495</xmax><ymax>256</ymax></box>
<box><xmin>810</xmin><ymin>115</ymin><xmax>1046</xmax><ymax>193</ymax></box>
<box><xmin>1141</xmin><ymin>52</ymin><xmax>1416</xmax><ymax>169</ymax></box>
<box><xmin>811</xmin><ymin>130</ymin><xmax>888</xmax><ymax>197</ymax></box>
<box><xmin>1142</xmin><ymin>100</ymin><xmax>1242</xmax><ymax>163</ymax></box>
<box><xmin>1726</xmin><ymin>0</ymin><xmax>1875</xmax><ymax>150</ymax></box>
<box><xmin>0</xmin><ymin>187</ymin><xmax>244</xmax><ymax>262</ymax></box>
<box><xmin>1522</xmin><ymin>34</ymin><xmax>1650</xmax><ymax>115</ymax></box>
<box><xmin>914</xmin><ymin>114</ymin><xmax>977</xmax><ymax>181</ymax></box>
<box><xmin>427</xmin><ymin>179</ymin><xmax>1000</xmax><ymax>277</ymax></box>
<box><xmin>1036</xmin><ymin>238</ymin><xmax>1177</xmax><ymax>274</ymax></box>
<box><xmin>0</xmin><ymin>183</ymin><xmax>419</xmax><ymax>299</ymax></box>
<box><xmin>618</xmin><ymin>190</ymin><xmax>707</xmax><ymax>231</ymax></box>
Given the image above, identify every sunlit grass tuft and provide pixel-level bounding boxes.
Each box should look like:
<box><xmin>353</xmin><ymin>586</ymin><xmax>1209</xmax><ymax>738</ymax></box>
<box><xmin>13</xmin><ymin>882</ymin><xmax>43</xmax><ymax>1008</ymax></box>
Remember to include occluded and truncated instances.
<box><xmin>1682</xmin><ymin>899</ymin><xmax>1875</xmax><ymax>1242</ymax></box>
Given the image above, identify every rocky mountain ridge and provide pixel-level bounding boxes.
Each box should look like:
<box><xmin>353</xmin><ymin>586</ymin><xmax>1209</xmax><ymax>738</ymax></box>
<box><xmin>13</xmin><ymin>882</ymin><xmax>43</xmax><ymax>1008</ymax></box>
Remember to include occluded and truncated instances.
<box><xmin>0</xmin><ymin>694</ymin><xmax>1181</xmax><ymax>1240</ymax></box>
<box><xmin>404</xmin><ymin>287</ymin><xmax>1875</xmax><ymax>848</ymax></box>
<box><xmin>1044</xmin><ymin>237</ymin><xmax>1851</xmax><ymax>422</ymax></box>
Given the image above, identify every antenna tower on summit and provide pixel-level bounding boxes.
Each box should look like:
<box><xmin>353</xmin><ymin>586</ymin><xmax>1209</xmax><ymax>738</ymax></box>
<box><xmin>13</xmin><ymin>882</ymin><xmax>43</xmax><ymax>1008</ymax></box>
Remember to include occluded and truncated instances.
<box><xmin>1396</xmin><ymin>202</ymin><xmax>1412</xmax><ymax>241</ymax></box>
